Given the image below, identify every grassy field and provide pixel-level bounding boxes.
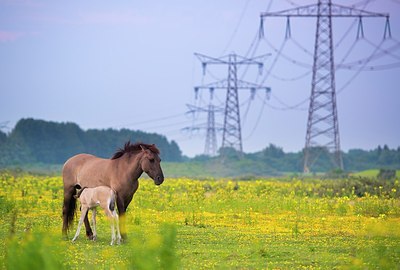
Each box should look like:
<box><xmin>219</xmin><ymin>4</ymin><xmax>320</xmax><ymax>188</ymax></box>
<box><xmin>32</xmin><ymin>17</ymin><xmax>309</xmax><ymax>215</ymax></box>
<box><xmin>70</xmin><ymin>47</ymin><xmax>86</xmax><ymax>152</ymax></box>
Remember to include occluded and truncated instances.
<box><xmin>351</xmin><ymin>169</ymin><xmax>400</xmax><ymax>178</ymax></box>
<box><xmin>0</xmin><ymin>173</ymin><xmax>399</xmax><ymax>269</ymax></box>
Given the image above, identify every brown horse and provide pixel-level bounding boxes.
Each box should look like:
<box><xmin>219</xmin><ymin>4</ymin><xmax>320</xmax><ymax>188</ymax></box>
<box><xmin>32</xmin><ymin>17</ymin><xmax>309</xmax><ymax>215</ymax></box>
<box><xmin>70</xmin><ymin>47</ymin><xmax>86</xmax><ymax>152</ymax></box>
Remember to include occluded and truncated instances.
<box><xmin>62</xmin><ymin>142</ymin><xmax>164</xmax><ymax>239</ymax></box>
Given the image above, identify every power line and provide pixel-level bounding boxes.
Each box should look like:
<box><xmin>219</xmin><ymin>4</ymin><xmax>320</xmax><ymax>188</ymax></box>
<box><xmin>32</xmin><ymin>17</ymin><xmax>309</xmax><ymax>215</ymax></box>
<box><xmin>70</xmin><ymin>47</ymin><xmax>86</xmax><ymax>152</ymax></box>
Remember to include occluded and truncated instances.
<box><xmin>337</xmin><ymin>39</ymin><xmax>386</xmax><ymax>94</ymax></box>
<box><xmin>261</xmin><ymin>37</ymin><xmax>312</xmax><ymax>69</ymax></box>
<box><xmin>110</xmin><ymin>113</ymin><xmax>185</xmax><ymax>129</ymax></box>
<box><xmin>270</xmin><ymin>93</ymin><xmax>309</xmax><ymax>111</ymax></box>
<box><xmin>243</xmin><ymin>93</ymin><xmax>267</xmax><ymax>140</ymax></box>
<box><xmin>268</xmin><ymin>69</ymin><xmax>312</xmax><ymax>82</ymax></box>
<box><xmin>338</xmin><ymin>39</ymin><xmax>400</xmax><ymax>67</ymax></box>
<box><xmin>221</xmin><ymin>0</ymin><xmax>252</xmax><ymax>55</ymax></box>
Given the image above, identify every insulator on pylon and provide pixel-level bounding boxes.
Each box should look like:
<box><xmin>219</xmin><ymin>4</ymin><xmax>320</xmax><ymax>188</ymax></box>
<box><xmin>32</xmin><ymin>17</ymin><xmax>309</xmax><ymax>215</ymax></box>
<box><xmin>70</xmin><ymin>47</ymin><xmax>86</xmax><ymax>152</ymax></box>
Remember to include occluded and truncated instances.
<box><xmin>384</xmin><ymin>16</ymin><xmax>392</xmax><ymax>39</ymax></box>
<box><xmin>259</xmin><ymin>18</ymin><xmax>264</xmax><ymax>39</ymax></box>
<box><xmin>357</xmin><ymin>17</ymin><xmax>364</xmax><ymax>39</ymax></box>
<box><xmin>265</xmin><ymin>87</ymin><xmax>271</xmax><ymax>100</ymax></box>
<box><xmin>258</xmin><ymin>63</ymin><xmax>263</xmax><ymax>75</ymax></box>
<box><xmin>285</xmin><ymin>16</ymin><xmax>291</xmax><ymax>39</ymax></box>
<box><xmin>250</xmin><ymin>88</ymin><xmax>256</xmax><ymax>100</ymax></box>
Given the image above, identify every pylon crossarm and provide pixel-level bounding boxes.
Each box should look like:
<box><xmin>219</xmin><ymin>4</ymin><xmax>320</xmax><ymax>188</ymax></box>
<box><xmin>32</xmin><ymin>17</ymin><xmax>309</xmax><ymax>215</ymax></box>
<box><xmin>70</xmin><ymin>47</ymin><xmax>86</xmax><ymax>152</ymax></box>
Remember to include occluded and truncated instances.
<box><xmin>261</xmin><ymin>3</ymin><xmax>388</xmax><ymax>18</ymax></box>
<box><xmin>195</xmin><ymin>79</ymin><xmax>270</xmax><ymax>91</ymax></box>
<box><xmin>195</xmin><ymin>53</ymin><xmax>269</xmax><ymax>66</ymax></box>
<box><xmin>186</xmin><ymin>104</ymin><xmax>224</xmax><ymax>113</ymax></box>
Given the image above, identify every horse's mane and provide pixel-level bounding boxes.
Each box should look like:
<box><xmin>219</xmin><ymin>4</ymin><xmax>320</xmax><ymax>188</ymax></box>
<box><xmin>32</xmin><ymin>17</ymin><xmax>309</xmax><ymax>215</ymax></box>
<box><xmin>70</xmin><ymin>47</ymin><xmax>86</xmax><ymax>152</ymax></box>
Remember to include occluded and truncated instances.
<box><xmin>111</xmin><ymin>141</ymin><xmax>160</xmax><ymax>160</ymax></box>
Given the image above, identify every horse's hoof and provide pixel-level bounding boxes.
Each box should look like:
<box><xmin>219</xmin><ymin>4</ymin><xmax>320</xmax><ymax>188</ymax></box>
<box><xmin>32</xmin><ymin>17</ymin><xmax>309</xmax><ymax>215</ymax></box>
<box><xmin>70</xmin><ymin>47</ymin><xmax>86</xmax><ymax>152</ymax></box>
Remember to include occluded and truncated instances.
<box><xmin>92</xmin><ymin>235</ymin><xmax>97</xmax><ymax>241</ymax></box>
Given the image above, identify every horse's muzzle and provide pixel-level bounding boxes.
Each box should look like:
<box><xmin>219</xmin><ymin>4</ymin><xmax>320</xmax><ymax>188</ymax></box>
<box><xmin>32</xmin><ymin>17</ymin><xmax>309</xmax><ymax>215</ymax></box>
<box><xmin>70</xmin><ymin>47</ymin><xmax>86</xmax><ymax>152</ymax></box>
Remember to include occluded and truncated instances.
<box><xmin>155</xmin><ymin>175</ymin><xmax>164</xmax><ymax>185</ymax></box>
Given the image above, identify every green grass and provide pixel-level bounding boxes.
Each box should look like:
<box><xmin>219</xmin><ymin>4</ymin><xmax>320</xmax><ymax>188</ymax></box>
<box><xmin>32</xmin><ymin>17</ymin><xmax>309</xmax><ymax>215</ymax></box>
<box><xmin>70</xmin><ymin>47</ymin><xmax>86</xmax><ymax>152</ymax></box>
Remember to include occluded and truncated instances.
<box><xmin>352</xmin><ymin>169</ymin><xmax>400</xmax><ymax>178</ymax></box>
<box><xmin>1</xmin><ymin>174</ymin><xmax>400</xmax><ymax>269</ymax></box>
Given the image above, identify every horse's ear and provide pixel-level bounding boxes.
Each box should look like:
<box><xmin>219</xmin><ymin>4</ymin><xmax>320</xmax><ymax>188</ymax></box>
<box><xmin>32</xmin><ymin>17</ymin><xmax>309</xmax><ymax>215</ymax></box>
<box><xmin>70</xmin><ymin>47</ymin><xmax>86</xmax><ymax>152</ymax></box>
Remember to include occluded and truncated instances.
<box><xmin>140</xmin><ymin>144</ymin><xmax>146</xmax><ymax>151</ymax></box>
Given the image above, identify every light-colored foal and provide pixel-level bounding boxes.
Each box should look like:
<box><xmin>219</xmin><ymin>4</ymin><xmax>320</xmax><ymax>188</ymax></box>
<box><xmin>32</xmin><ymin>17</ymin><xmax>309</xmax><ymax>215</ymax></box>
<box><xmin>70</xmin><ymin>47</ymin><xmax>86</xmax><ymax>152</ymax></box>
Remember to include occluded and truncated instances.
<box><xmin>72</xmin><ymin>186</ymin><xmax>121</xmax><ymax>245</ymax></box>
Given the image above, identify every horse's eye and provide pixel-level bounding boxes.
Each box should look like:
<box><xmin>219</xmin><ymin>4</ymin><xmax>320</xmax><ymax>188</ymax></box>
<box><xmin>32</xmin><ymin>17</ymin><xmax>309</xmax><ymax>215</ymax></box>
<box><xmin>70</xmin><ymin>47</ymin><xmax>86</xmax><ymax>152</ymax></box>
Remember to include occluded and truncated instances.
<box><xmin>149</xmin><ymin>158</ymin><xmax>155</xmax><ymax>163</ymax></box>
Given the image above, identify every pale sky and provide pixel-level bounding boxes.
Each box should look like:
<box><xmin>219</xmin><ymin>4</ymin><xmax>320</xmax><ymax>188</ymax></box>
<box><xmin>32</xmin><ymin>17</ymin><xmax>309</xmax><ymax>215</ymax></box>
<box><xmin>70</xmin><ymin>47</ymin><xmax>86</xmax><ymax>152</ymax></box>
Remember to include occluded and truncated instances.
<box><xmin>1</xmin><ymin>0</ymin><xmax>399</xmax><ymax>157</ymax></box>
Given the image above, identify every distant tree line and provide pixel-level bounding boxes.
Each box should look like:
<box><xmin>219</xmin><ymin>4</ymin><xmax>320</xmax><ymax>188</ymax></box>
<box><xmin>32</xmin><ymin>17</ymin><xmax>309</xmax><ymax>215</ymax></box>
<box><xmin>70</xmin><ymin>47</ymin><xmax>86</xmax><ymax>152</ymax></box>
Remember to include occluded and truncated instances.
<box><xmin>192</xmin><ymin>144</ymin><xmax>400</xmax><ymax>175</ymax></box>
<box><xmin>0</xmin><ymin>118</ymin><xmax>182</xmax><ymax>166</ymax></box>
<box><xmin>254</xmin><ymin>144</ymin><xmax>400</xmax><ymax>172</ymax></box>
<box><xmin>0</xmin><ymin>119</ymin><xmax>399</xmax><ymax>174</ymax></box>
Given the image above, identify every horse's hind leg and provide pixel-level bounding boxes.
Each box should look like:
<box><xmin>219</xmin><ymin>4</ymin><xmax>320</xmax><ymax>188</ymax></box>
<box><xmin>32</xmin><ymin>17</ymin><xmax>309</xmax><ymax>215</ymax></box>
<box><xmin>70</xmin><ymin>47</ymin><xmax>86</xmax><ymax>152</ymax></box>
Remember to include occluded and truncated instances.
<box><xmin>116</xmin><ymin>197</ymin><xmax>127</xmax><ymax>240</ymax></box>
<box><xmin>114</xmin><ymin>211</ymin><xmax>121</xmax><ymax>245</ymax></box>
<box><xmin>110</xmin><ymin>217</ymin><xmax>116</xmax><ymax>246</ymax></box>
<box><xmin>84</xmin><ymin>210</ymin><xmax>94</xmax><ymax>240</ymax></box>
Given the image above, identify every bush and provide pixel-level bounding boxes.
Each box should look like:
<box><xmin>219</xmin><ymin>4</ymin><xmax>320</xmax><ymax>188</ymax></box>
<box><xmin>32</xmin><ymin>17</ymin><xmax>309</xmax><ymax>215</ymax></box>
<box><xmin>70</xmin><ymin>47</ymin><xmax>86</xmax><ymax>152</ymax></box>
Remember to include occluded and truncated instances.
<box><xmin>128</xmin><ymin>223</ymin><xmax>179</xmax><ymax>270</ymax></box>
<box><xmin>6</xmin><ymin>232</ymin><xmax>64</xmax><ymax>270</ymax></box>
<box><xmin>377</xmin><ymin>169</ymin><xmax>396</xmax><ymax>180</ymax></box>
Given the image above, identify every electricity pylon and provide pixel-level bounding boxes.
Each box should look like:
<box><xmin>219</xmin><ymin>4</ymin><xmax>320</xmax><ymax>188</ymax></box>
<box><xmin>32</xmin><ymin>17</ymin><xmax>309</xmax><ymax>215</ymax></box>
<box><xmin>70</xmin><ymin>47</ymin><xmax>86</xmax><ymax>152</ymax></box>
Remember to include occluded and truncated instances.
<box><xmin>186</xmin><ymin>96</ymin><xmax>223</xmax><ymax>156</ymax></box>
<box><xmin>0</xmin><ymin>121</ymin><xmax>9</xmax><ymax>132</ymax></box>
<box><xmin>260</xmin><ymin>0</ymin><xmax>390</xmax><ymax>172</ymax></box>
<box><xmin>195</xmin><ymin>53</ymin><xmax>270</xmax><ymax>154</ymax></box>
<box><xmin>205</xmin><ymin>103</ymin><xmax>218</xmax><ymax>156</ymax></box>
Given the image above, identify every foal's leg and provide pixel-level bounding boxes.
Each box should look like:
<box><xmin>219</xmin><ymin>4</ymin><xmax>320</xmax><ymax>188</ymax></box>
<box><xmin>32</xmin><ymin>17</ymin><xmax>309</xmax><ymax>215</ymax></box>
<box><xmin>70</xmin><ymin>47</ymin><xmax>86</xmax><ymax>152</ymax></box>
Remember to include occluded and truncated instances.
<box><xmin>91</xmin><ymin>208</ymin><xmax>97</xmax><ymax>241</ymax></box>
<box><xmin>72</xmin><ymin>206</ymin><xmax>89</xmax><ymax>242</ymax></box>
<box><xmin>105</xmin><ymin>209</ymin><xmax>116</xmax><ymax>245</ymax></box>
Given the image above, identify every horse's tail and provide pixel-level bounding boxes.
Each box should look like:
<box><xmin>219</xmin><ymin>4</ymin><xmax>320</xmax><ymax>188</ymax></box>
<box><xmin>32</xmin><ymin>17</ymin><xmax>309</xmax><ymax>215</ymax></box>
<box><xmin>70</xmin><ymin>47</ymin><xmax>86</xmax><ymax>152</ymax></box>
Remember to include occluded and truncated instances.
<box><xmin>62</xmin><ymin>186</ymin><xmax>78</xmax><ymax>235</ymax></box>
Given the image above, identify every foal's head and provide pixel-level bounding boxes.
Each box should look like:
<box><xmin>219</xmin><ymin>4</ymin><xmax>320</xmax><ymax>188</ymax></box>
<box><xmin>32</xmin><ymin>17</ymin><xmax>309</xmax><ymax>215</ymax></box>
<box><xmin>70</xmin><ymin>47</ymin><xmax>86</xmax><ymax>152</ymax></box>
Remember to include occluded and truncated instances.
<box><xmin>139</xmin><ymin>144</ymin><xmax>164</xmax><ymax>185</ymax></box>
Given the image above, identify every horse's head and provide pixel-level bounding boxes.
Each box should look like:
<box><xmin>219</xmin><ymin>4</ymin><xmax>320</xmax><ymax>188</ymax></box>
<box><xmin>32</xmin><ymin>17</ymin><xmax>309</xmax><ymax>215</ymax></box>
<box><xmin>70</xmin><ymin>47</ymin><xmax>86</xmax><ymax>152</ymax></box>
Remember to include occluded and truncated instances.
<box><xmin>139</xmin><ymin>144</ymin><xmax>164</xmax><ymax>185</ymax></box>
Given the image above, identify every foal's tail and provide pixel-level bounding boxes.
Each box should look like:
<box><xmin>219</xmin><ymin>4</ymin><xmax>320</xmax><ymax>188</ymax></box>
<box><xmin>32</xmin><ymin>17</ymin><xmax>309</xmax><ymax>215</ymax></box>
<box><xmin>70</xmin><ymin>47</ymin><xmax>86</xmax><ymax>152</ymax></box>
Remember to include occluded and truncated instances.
<box><xmin>109</xmin><ymin>191</ymin><xmax>116</xmax><ymax>212</ymax></box>
<box><xmin>74</xmin><ymin>185</ymin><xmax>87</xmax><ymax>199</ymax></box>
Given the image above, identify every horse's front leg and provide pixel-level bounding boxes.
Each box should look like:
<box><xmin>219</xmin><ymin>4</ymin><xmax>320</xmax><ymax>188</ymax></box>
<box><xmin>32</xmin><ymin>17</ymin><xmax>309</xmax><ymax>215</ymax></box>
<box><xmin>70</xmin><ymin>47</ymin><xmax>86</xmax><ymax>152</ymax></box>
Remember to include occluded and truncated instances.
<box><xmin>83</xmin><ymin>210</ymin><xmax>94</xmax><ymax>240</ymax></box>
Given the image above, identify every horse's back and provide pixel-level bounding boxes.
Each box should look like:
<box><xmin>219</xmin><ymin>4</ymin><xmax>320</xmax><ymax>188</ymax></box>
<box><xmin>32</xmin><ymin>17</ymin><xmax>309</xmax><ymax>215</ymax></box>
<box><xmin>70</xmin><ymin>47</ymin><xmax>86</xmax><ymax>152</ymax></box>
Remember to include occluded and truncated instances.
<box><xmin>63</xmin><ymin>153</ymin><xmax>111</xmax><ymax>188</ymax></box>
<box><xmin>63</xmin><ymin>154</ymin><xmax>99</xmax><ymax>186</ymax></box>
<box><xmin>63</xmin><ymin>153</ymin><xmax>95</xmax><ymax>175</ymax></box>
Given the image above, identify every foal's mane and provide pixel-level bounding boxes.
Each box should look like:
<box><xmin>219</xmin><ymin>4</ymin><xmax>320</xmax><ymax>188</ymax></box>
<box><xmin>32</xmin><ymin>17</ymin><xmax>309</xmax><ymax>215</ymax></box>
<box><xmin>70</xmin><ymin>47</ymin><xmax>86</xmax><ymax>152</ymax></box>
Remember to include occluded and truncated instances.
<box><xmin>111</xmin><ymin>141</ymin><xmax>160</xmax><ymax>160</ymax></box>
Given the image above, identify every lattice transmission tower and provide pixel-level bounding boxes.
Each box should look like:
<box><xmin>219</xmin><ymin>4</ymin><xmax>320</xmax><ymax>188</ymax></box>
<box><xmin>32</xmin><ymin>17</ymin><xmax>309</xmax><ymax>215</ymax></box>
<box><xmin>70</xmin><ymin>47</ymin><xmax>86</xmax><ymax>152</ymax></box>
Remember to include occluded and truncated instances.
<box><xmin>205</xmin><ymin>103</ymin><xmax>218</xmax><ymax>156</ymax></box>
<box><xmin>260</xmin><ymin>0</ymin><xmax>390</xmax><ymax>172</ymax></box>
<box><xmin>194</xmin><ymin>53</ymin><xmax>271</xmax><ymax>154</ymax></box>
<box><xmin>186</xmin><ymin>90</ymin><xmax>223</xmax><ymax>156</ymax></box>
